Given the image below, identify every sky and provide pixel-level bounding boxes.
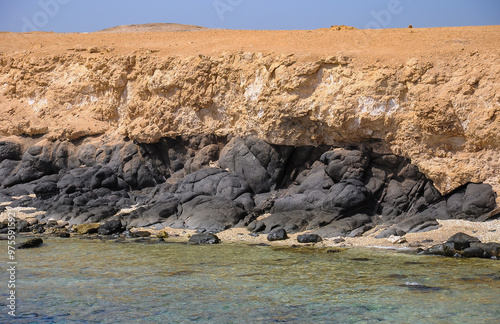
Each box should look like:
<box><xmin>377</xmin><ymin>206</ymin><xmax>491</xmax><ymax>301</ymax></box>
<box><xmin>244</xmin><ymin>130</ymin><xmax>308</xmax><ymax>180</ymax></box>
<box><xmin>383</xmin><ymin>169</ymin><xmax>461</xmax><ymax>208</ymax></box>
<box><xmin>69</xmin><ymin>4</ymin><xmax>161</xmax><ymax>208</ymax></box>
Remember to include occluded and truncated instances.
<box><xmin>0</xmin><ymin>0</ymin><xmax>499</xmax><ymax>33</ymax></box>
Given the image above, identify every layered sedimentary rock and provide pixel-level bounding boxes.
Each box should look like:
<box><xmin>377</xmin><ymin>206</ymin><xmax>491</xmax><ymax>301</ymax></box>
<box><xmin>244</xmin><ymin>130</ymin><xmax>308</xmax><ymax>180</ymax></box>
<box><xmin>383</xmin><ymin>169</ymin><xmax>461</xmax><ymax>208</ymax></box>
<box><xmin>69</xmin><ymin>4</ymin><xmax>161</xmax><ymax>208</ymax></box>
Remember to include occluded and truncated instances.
<box><xmin>0</xmin><ymin>26</ymin><xmax>499</xmax><ymax>234</ymax></box>
<box><xmin>1</xmin><ymin>26</ymin><xmax>499</xmax><ymax>197</ymax></box>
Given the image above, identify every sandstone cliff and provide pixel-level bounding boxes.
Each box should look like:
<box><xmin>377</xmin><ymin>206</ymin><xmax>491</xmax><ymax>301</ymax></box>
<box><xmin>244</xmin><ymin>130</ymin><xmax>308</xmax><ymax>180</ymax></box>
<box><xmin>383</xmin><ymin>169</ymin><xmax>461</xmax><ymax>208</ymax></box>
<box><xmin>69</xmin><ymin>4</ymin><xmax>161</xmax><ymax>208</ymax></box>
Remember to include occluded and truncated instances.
<box><xmin>0</xmin><ymin>26</ymin><xmax>499</xmax><ymax>198</ymax></box>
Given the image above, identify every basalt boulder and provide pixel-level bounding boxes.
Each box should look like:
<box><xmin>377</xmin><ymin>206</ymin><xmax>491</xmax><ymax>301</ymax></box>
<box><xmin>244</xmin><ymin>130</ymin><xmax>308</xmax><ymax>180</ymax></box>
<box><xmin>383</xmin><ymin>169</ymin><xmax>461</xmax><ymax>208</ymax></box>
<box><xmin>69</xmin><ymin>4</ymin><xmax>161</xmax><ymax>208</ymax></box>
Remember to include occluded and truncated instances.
<box><xmin>16</xmin><ymin>238</ymin><xmax>43</xmax><ymax>249</ymax></box>
<box><xmin>321</xmin><ymin>179</ymin><xmax>371</xmax><ymax>214</ymax></box>
<box><xmin>0</xmin><ymin>141</ymin><xmax>21</xmax><ymax>162</ymax></box>
<box><xmin>267</xmin><ymin>228</ymin><xmax>288</xmax><ymax>241</ymax></box>
<box><xmin>446</xmin><ymin>232</ymin><xmax>481</xmax><ymax>251</ymax></box>
<box><xmin>188</xmin><ymin>233</ymin><xmax>220</xmax><ymax>244</ymax></box>
<box><xmin>297</xmin><ymin>233</ymin><xmax>323</xmax><ymax>243</ymax></box>
<box><xmin>164</xmin><ymin>195</ymin><xmax>247</xmax><ymax>233</ymax></box>
<box><xmin>248</xmin><ymin>210</ymin><xmax>317</xmax><ymax>234</ymax></box>
<box><xmin>171</xmin><ymin>168</ymin><xmax>250</xmax><ymax>204</ymax></box>
<box><xmin>98</xmin><ymin>219</ymin><xmax>125</xmax><ymax>235</ymax></box>
<box><xmin>219</xmin><ymin>136</ymin><xmax>287</xmax><ymax>194</ymax></box>
<box><xmin>33</xmin><ymin>181</ymin><xmax>59</xmax><ymax>198</ymax></box>
<box><xmin>321</xmin><ymin>149</ymin><xmax>369</xmax><ymax>182</ymax></box>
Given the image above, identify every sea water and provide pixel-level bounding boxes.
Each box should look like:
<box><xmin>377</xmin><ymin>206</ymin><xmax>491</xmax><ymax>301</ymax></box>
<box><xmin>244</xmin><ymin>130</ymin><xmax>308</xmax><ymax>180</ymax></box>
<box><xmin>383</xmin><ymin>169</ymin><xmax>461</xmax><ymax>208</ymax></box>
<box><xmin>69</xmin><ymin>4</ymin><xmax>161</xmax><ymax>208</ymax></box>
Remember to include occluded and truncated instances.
<box><xmin>1</xmin><ymin>237</ymin><xmax>499</xmax><ymax>323</ymax></box>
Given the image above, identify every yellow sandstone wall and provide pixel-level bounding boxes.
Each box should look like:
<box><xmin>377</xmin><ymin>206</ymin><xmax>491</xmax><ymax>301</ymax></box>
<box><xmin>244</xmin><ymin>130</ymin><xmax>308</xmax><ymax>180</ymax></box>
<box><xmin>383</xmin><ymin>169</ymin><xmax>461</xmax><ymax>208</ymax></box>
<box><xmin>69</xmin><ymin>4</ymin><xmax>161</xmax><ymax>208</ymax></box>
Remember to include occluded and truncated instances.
<box><xmin>0</xmin><ymin>26</ymin><xmax>499</xmax><ymax>198</ymax></box>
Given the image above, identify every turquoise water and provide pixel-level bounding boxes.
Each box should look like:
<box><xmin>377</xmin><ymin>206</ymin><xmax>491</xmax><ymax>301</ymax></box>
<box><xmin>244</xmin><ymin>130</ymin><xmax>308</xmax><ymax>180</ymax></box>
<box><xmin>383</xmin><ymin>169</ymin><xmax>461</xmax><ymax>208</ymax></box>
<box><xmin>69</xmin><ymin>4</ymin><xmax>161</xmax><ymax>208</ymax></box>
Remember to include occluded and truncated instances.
<box><xmin>1</xmin><ymin>237</ymin><xmax>499</xmax><ymax>323</ymax></box>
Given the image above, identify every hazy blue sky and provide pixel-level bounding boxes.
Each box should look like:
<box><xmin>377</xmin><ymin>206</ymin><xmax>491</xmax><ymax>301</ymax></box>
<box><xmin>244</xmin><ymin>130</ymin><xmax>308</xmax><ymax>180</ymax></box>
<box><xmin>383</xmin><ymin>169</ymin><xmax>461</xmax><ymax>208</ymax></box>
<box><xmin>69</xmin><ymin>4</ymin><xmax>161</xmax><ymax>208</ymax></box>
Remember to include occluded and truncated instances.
<box><xmin>0</xmin><ymin>0</ymin><xmax>499</xmax><ymax>33</ymax></box>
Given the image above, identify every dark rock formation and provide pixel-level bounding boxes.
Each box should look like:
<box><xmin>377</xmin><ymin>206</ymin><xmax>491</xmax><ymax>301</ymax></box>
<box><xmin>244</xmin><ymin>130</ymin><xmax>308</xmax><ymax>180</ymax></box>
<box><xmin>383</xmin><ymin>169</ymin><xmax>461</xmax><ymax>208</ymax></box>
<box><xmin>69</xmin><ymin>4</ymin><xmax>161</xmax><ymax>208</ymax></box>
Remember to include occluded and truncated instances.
<box><xmin>16</xmin><ymin>238</ymin><xmax>43</xmax><ymax>249</ymax></box>
<box><xmin>161</xmin><ymin>195</ymin><xmax>246</xmax><ymax>233</ymax></box>
<box><xmin>130</xmin><ymin>231</ymin><xmax>151</xmax><ymax>238</ymax></box>
<box><xmin>249</xmin><ymin>211</ymin><xmax>316</xmax><ymax>234</ymax></box>
<box><xmin>267</xmin><ymin>228</ymin><xmax>288</xmax><ymax>241</ymax></box>
<box><xmin>16</xmin><ymin>220</ymin><xmax>31</xmax><ymax>233</ymax></box>
<box><xmin>0</xmin><ymin>135</ymin><xmax>496</xmax><ymax>239</ymax></box>
<box><xmin>46</xmin><ymin>227</ymin><xmax>70</xmax><ymax>237</ymax></box>
<box><xmin>0</xmin><ymin>141</ymin><xmax>21</xmax><ymax>162</ymax></box>
<box><xmin>422</xmin><ymin>242</ymin><xmax>457</xmax><ymax>257</ymax></box>
<box><xmin>297</xmin><ymin>233</ymin><xmax>323</xmax><ymax>243</ymax></box>
<box><xmin>98</xmin><ymin>219</ymin><xmax>124</xmax><ymax>235</ymax></box>
<box><xmin>219</xmin><ymin>136</ymin><xmax>288</xmax><ymax>194</ymax></box>
<box><xmin>461</xmin><ymin>246</ymin><xmax>486</xmax><ymax>258</ymax></box>
<box><xmin>188</xmin><ymin>233</ymin><xmax>220</xmax><ymax>244</ymax></box>
<box><xmin>422</xmin><ymin>233</ymin><xmax>499</xmax><ymax>259</ymax></box>
<box><xmin>445</xmin><ymin>232</ymin><xmax>481</xmax><ymax>251</ymax></box>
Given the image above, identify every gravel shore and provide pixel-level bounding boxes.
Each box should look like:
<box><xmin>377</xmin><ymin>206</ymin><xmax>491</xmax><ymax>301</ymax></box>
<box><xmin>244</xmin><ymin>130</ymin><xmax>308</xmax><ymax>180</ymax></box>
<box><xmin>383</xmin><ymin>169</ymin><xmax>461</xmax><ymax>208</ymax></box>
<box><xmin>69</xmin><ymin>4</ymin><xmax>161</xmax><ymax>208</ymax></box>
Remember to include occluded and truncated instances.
<box><xmin>2</xmin><ymin>206</ymin><xmax>498</xmax><ymax>250</ymax></box>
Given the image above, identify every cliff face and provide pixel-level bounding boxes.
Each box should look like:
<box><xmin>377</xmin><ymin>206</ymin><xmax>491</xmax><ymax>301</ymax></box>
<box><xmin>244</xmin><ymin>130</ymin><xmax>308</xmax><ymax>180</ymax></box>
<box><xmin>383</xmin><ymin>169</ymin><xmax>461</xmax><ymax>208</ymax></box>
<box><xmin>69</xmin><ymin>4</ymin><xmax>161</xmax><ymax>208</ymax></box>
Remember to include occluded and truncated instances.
<box><xmin>0</xmin><ymin>26</ymin><xmax>499</xmax><ymax>197</ymax></box>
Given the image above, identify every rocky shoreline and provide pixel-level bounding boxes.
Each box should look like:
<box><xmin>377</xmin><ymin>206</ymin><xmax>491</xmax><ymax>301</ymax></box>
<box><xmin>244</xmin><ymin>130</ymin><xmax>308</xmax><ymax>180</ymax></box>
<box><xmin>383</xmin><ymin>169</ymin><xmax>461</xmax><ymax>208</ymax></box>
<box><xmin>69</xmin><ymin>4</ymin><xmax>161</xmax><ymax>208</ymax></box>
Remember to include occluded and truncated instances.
<box><xmin>1</xmin><ymin>134</ymin><xmax>498</xmax><ymax>259</ymax></box>
<box><xmin>2</xmin><ymin>215</ymin><xmax>500</xmax><ymax>260</ymax></box>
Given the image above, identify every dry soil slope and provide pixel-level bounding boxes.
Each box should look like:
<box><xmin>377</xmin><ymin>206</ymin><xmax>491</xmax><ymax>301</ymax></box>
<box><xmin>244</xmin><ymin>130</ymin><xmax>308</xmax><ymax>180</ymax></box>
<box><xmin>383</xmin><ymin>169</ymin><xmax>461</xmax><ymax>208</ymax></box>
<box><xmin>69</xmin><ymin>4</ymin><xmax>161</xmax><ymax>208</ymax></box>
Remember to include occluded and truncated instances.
<box><xmin>0</xmin><ymin>25</ymin><xmax>499</xmax><ymax>200</ymax></box>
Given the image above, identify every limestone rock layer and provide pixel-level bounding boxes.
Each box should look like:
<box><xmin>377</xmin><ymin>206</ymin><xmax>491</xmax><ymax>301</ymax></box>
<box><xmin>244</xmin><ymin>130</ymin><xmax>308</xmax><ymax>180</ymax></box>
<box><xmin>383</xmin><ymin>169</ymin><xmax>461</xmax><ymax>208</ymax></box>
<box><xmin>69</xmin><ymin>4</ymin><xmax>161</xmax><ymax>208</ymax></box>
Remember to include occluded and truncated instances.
<box><xmin>0</xmin><ymin>26</ymin><xmax>499</xmax><ymax>197</ymax></box>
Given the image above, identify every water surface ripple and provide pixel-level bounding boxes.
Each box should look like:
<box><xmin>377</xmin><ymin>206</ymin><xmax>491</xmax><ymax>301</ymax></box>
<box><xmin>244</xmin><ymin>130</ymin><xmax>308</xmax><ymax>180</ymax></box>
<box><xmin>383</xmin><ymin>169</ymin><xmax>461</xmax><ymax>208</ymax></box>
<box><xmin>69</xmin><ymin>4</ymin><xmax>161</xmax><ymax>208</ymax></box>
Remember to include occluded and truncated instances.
<box><xmin>1</xmin><ymin>238</ymin><xmax>499</xmax><ymax>323</ymax></box>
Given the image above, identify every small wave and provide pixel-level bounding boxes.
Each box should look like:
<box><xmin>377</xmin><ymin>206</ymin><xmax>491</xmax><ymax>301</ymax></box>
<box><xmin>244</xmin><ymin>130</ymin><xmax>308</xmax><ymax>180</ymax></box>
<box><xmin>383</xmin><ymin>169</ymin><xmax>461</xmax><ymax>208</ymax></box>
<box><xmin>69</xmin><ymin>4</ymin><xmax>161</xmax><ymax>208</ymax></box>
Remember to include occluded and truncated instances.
<box><xmin>367</xmin><ymin>245</ymin><xmax>412</xmax><ymax>251</ymax></box>
<box><xmin>400</xmin><ymin>282</ymin><xmax>443</xmax><ymax>292</ymax></box>
<box><xmin>404</xmin><ymin>281</ymin><xmax>422</xmax><ymax>286</ymax></box>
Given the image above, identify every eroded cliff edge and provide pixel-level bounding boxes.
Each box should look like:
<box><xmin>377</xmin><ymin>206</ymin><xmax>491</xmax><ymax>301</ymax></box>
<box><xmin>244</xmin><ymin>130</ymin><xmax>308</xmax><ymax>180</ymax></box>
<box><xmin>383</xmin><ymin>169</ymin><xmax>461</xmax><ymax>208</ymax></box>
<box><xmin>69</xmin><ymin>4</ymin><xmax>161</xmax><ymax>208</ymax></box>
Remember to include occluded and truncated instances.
<box><xmin>0</xmin><ymin>26</ymin><xmax>499</xmax><ymax>199</ymax></box>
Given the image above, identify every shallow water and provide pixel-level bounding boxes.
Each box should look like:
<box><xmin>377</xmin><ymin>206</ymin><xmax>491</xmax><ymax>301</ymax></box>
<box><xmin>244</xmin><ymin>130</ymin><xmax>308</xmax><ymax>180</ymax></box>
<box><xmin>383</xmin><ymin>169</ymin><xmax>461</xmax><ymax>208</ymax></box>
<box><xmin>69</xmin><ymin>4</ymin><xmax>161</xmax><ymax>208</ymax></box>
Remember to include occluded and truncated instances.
<box><xmin>1</xmin><ymin>237</ymin><xmax>499</xmax><ymax>323</ymax></box>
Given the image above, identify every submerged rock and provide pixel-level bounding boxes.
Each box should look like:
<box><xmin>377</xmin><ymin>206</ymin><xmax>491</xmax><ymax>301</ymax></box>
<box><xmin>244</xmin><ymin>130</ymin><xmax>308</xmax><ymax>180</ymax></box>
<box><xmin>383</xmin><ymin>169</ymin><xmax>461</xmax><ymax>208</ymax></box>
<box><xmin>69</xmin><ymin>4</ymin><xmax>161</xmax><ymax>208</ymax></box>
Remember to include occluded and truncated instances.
<box><xmin>16</xmin><ymin>238</ymin><xmax>43</xmax><ymax>249</ymax></box>
<box><xmin>400</xmin><ymin>282</ymin><xmax>443</xmax><ymax>292</ymax></box>
<box><xmin>461</xmin><ymin>246</ymin><xmax>486</xmax><ymax>258</ymax></box>
<box><xmin>188</xmin><ymin>233</ymin><xmax>220</xmax><ymax>244</ymax></box>
<box><xmin>421</xmin><ymin>243</ymin><xmax>457</xmax><ymax>257</ymax></box>
<box><xmin>422</xmin><ymin>233</ymin><xmax>499</xmax><ymax>259</ymax></box>
<box><xmin>130</xmin><ymin>231</ymin><xmax>151</xmax><ymax>238</ymax></box>
<box><xmin>467</xmin><ymin>243</ymin><xmax>500</xmax><ymax>259</ymax></box>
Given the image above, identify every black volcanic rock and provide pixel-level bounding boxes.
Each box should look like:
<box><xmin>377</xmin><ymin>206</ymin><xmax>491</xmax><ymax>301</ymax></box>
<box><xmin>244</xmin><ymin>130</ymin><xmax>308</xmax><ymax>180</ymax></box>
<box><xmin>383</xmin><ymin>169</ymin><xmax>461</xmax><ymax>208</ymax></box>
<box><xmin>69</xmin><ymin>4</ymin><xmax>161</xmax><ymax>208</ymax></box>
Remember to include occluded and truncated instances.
<box><xmin>446</xmin><ymin>232</ymin><xmax>481</xmax><ymax>251</ymax></box>
<box><xmin>470</xmin><ymin>243</ymin><xmax>500</xmax><ymax>258</ymax></box>
<box><xmin>0</xmin><ymin>134</ymin><xmax>496</xmax><ymax>242</ymax></box>
<box><xmin>423</xmin><ymin>237</ymin><xmax>500</xmax><ymax>259</ymax></box>
<box><xmin>422</xmin><ymin>242</ymin><xmax>457</xmax><ymax>257</ymax></box>
<box><xmin>321</xmin><ymin>149</ymin><xmax>369</xmax><ymax>182</ymax></box>
<box><xmin>33</xmin><ymin>181</ymin><xmax>58</xmax><ymax>198</ymax></box>
<box><xmin>188</xmin><ymin>233</ymin><xmax>220</xmax><ymax>244</ymax></box>
<box><xmin>219</xmin><ymin>136</ymin><xmax>286</xmax><ymax>194</ymax></box>
<box><xmin>271</xmin><ymin>190</ymin><xmax>326</xmax><ymax>213</ymax></box>
<box><xmin>168</xmin><ymin>196</ymin><xmax>247</xmax><ymax>233</ymax></box>
<box><xmin>462</xmin><ymin>183</ymin><xmax>496</xmax><ymax>217</ymax></box>
<box><xmin>16</xmin><ymin>238</ymin><xmax>43</xmax><ymax>249</ymax></box>
<box><xmin>249</xmin><ymin>210</ymin><xmax>317</xmax><ymax>234</ymax></box>
<box><xmin>0</xmin><ymin>141</ymin><xmax>21</xmax><ymax>162</ymax></box>
<box><xmin>297</xmin><ymin>233</ymin><xmax>323</xmax><ymax>243</ymax></box>
<box><xmin>98</xmin><ymin>219</ymin><xmax>124</xmax><ymax>235</ymax></box>
<box><xmin>322</xmin><ymin>179</ymin><xmax>371</xmax><ymax>213</ymax></box>
<box><xmin>461</xmin><ymin>246</ymin><xmax>486</xmax><ymax>258</ymax></box>
<box><xmin>267</xmin><ymin>228</ymin><xmax>288</xmax><ymax>241</ymax></box>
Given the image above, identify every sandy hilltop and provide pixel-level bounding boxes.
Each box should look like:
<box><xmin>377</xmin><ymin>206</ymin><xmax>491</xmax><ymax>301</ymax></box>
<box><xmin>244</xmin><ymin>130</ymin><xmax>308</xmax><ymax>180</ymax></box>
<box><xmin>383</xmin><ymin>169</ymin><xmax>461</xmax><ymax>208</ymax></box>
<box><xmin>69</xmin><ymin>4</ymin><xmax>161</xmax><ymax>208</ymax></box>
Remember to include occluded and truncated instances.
<box><xmin>1</xmin><ymin>24</ymin><xmax>499</xmax><ymax>197</ymax></box>
<box><xmin>0</xmin><ymin>24</ymin><xmax>499</xmax><ymax>251</ymax></box>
